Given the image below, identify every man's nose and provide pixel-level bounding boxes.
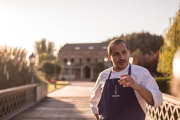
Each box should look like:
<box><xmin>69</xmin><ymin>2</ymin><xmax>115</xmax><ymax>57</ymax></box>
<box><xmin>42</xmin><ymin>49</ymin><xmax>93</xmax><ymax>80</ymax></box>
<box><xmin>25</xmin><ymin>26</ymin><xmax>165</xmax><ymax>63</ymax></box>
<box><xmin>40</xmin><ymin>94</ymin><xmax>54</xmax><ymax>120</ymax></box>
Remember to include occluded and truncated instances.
<box><xmin>119</xmin><ymin>54</ymin><xmax>124</xmax><ymax>59</ymax></box>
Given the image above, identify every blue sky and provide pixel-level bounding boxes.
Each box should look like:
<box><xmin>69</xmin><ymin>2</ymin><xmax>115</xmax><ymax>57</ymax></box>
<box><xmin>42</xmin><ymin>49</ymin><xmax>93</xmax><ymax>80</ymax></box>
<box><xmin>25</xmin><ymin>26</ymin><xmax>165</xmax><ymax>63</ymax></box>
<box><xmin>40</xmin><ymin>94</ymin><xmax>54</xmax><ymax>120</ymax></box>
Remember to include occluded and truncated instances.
<box><xmin>0</xmin><ymin>0</ymin><xmax>179</xmax><ymax>57</ymax></box>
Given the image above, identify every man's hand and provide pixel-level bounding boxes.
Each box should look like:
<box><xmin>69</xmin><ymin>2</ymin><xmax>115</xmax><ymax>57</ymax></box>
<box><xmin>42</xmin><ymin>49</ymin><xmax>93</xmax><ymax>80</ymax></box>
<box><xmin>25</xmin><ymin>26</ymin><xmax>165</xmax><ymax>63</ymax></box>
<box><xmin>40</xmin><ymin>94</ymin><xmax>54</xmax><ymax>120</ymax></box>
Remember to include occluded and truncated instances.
<box><xmin>95</xmin><ymin>114</ymin><xmax>99</xmax><ymax>120</ymax></box>
<box><xmin>118</xmin><ymin>74</ymin><xmax>139</xmax><ymax>90</ymax></box>
<box><xmin>118</xmin><ymin>74</ymin><xmax>154</xmax><ymax>106</ymax></box>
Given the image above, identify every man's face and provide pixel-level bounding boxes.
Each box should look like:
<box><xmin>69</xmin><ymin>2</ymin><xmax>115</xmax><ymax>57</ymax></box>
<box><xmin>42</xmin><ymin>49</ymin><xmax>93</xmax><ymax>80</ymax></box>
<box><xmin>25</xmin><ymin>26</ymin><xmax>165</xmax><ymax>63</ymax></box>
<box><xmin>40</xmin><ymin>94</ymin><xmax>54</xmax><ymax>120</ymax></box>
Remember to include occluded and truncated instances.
<box><xmin>108</xmin><ymin>42</ymin><xmax>130</xmax><ymax>71</ymax></box>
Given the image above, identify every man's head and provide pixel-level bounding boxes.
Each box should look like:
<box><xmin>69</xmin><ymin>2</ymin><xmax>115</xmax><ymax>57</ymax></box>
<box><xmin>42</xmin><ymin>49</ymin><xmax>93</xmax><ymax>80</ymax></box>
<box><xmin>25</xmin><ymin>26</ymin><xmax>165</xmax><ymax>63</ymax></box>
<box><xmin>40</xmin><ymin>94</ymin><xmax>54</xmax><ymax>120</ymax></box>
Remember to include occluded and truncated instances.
<box><xmin>107</xmin><ymin>39</ymin><xmax>130</xmax><ymax>71</ymax></box>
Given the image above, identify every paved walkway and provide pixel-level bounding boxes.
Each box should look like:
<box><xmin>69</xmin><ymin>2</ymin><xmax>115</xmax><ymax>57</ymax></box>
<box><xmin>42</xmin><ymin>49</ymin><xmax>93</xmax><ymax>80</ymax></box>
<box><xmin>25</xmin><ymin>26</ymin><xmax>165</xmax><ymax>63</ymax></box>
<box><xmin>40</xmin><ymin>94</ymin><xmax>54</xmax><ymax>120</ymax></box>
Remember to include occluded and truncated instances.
<box><xmin>10</xmin><ymin>81</ymin><xmax>152</xmax><ymax>120</ymax></box>
<box><xmin>10</xmin><ymin>81</ymin><xmax>96</xmax><ymax>120</ymax></box>
<box><xmin>48</xmin><ymin>81</ymin><xmax>95</xmax><ymax>97</ymax></box>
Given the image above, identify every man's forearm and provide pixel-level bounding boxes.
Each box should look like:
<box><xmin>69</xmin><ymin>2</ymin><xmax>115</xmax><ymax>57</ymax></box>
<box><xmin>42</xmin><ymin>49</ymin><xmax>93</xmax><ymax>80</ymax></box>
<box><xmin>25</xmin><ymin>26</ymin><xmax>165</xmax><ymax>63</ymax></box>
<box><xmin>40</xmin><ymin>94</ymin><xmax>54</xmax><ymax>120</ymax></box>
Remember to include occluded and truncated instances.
<box><xmin>136</xmin><ymin>84</ymin><xmax>154</xmax><ymax>106</ymax></box>
<box><xmin>95</xmin><ymin>114</ymin><xmax>99</xmax><ymax>120</ymax></box>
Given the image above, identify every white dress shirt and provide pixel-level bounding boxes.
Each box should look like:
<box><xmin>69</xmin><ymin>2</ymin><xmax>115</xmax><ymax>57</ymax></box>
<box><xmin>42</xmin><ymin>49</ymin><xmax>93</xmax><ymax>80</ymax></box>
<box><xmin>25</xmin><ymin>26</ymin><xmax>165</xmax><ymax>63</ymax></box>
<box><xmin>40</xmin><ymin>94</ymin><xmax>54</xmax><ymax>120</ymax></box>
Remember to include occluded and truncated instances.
<box><xmin>89</xmin><ymin>64</ymin><xmax>163</xmax><ymax>114</ymax></box>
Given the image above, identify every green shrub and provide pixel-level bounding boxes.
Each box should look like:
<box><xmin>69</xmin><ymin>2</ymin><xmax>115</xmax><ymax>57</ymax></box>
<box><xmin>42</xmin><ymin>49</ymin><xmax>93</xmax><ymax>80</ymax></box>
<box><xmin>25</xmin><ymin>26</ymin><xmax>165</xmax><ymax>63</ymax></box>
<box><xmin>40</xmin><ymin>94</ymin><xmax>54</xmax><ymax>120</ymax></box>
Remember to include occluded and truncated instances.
<box><xmin>93</xmin><ymin>62</ymin><xmax>105</xmax><ymax>81</ymax></box>
<box><xmin>155</xmin><ymin>77</ymin><xmax>171</xmax><ymax>94</ymax></box>
<box><xmin>157</xmin><ymin>7</ymin><xmax>180</xmax><ymax>77</ymax></box>
<box><xmin>61</xmin><ymin>77</ymin><xmax>66</xmax><ymax>81</ymax></box>
<box><xmin>92</xmin><ymin>77</ymin><xmax>97</xmax><ymax>82</ymax></box>
<box><xmin>34</xmin><ymin>70</ymin><xmax>48</xmax><ymax>83</ymax></box>
<box><xmin>37</xmin><ymin>60</ymin><xmax>61</xmax><ymax>81</ymax></box>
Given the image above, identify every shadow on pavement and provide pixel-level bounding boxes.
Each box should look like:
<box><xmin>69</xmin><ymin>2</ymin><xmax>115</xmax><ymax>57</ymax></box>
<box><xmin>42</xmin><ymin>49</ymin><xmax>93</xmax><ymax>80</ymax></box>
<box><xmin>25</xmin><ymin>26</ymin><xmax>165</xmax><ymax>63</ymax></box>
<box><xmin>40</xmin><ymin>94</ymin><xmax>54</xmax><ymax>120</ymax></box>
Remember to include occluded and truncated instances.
<box><xmin>10</xmin><ymin>97</ymin><xmax>94</xmax><ymax>120</ymax></box>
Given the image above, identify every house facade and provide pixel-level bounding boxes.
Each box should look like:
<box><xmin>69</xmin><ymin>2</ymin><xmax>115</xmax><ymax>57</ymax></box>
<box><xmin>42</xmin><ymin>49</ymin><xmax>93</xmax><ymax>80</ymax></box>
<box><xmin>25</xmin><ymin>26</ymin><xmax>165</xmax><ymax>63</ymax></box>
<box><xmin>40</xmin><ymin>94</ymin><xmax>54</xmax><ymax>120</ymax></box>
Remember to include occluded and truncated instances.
<box><xmin>58</xmin><ymin>42</ymin><xmax>112</xmax><ymax>80</ymax></box>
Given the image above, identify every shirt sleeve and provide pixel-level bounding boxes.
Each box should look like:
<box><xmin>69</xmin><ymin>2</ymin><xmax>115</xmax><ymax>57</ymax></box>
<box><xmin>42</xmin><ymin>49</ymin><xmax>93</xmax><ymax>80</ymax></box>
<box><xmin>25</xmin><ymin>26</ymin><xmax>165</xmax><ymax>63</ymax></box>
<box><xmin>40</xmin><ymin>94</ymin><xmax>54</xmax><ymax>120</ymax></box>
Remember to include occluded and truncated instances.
<box><xmin>141</xmin><ymin>69</ymin><xmax>163</xmax><ymax>107</ymax></box>
<box><xmin>89</xmin><ymin>74</ymin><xmax>102</xmax><ymax>114</ymax></box>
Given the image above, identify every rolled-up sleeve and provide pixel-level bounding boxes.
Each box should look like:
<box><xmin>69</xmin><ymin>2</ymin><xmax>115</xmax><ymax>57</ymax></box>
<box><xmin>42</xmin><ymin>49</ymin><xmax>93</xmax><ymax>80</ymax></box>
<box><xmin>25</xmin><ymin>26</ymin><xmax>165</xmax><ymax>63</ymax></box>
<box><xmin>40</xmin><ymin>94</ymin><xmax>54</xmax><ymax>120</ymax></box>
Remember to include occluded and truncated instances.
<box><xmin>141</xmin><ymin>69</ymin><xmax>163</xmax><ymax>107</ymax></box>
<box><xmin>89</xmin><ymin>74</ymin><xmax>102</xmax><ymax>114</ymax></box>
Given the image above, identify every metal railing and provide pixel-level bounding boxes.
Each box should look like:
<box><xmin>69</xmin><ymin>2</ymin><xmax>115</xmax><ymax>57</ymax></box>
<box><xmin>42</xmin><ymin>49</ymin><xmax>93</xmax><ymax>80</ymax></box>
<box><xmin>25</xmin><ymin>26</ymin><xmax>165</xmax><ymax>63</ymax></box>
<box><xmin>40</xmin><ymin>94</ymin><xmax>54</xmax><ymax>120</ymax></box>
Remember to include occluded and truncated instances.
<box><xmin>146</xmin><ymin>93</ymin><xmax>180</xmax><ymax>120</ymax></box>
<box><xmin>0</xmin><ymin>84</ymin><xmax>47</xmax><ymax>120</ymax></box>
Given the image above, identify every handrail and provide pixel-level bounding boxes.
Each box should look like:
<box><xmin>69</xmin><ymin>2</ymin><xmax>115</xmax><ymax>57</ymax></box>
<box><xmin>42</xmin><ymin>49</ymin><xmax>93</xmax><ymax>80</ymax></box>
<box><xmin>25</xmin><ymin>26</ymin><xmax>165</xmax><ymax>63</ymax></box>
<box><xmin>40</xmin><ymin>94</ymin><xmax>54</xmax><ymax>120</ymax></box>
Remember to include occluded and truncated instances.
<box><xmin>162</xmin><ymin>93</ymin><xmax>180</xmax><ymax>106</ymax></box>
<box><xmin>146</xmin><ymin>93</ymin><xmax>180</xmax><ymax>120</ymax></box>
<box><xmin>0</xmin><ymin>84</ymin><xmax>37</xmax><ymax>94</ymax></box>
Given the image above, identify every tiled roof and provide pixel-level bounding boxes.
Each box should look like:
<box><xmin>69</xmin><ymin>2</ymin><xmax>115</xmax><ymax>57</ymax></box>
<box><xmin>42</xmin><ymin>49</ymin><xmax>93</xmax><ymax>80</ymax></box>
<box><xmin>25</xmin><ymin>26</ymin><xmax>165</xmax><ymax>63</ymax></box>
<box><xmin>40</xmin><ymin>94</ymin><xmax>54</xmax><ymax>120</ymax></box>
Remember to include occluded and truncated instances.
<box><xmin>59</xmin><ymin>42</ymin><xmax>110</xmax><ymax>52</ymax></box>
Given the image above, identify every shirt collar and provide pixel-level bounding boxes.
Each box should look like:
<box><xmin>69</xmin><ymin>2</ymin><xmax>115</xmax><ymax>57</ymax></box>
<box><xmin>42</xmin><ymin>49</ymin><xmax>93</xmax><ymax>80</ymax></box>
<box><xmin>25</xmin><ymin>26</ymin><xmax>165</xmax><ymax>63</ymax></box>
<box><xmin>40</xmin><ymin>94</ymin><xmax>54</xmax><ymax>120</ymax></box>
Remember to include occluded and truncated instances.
<box><xmin>111</xmin><ymin>63</ymin><xmax>130</xmax><ymax>75</ymax></box>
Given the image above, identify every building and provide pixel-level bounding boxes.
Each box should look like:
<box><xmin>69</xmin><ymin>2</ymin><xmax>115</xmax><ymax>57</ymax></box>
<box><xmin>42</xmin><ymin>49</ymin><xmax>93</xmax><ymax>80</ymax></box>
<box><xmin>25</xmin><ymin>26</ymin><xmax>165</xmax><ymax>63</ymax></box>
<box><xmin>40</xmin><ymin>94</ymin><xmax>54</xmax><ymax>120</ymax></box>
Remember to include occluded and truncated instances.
<box><xmin>58</xmin><ymin>42</ymin><xmax>112</xmax><ymax>80</ymax></box>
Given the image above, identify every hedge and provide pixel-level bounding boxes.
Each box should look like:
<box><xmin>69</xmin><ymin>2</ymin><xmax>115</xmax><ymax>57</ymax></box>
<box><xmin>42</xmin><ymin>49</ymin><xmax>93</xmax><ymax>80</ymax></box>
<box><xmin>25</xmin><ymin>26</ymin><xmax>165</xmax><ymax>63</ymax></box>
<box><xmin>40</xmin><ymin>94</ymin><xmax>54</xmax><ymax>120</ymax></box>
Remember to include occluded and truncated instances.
<box><xmin>155</xmin><ymin>77</ymin><xmax>171</xmax><ymax>94</ymax></box>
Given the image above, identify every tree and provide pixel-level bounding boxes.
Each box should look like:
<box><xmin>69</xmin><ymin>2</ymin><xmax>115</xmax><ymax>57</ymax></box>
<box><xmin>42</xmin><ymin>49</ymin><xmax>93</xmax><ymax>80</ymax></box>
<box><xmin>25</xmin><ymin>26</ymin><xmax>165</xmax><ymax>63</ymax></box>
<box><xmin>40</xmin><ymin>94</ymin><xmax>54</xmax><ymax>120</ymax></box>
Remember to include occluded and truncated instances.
<box><xmin>104</xmin><ymin>32</ymin><xmax>164</xmax><ymax>55</ymax></box>
<box><xmin>35</xmin><ymin>39</ymin><xmax>55</xmax><ymax>63</ymax></box>
<box><xmin>157</xmin><ymin>8</ymin><xmax>180</xmax><ymax>76</ymax></box>
<box><xmin>47</xmin><ymin>42</ymin><xmax>54</xmax><ymax>54</ymax></box>
<box><xmin>38</xmin><ymin>60</ymin><xmax>61</xmax><ymax>81</ymax></box>
<box><xmin>133</xmin><ymin>51</ymin><xmax>162</xmax><ymax>77</ymax></box>
<box><xmin>93</xmin><ymin>62</ymin><xmax>105</xmax><ymax>81</ymax></box>
<box><xmin>35</xmin><ymin>39</ymin><xmax>47</xmax><ymax>54</ymax></box>
<box><xmin>34</xmin><ymin>39</ymin><xmax>62</xmax><ymax>82</ymax></box>
<box><xmin>38</xmin><ymin>53</ymin><xmax>55</xmax><ymax>63</ymax></box>
<box><xmin>131</xmin><ymin>48</ymin><xmax>143</xmax><ymax>56</ymax></box>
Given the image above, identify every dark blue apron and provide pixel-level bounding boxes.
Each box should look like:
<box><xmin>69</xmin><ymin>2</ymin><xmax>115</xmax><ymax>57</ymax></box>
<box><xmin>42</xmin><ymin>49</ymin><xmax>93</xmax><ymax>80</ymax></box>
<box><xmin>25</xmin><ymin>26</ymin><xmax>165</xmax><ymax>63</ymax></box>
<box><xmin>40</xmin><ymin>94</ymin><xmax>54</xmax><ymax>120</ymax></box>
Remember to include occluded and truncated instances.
<box><xmin>98</xmin><ymin>64</ymin><xmax>145</xmax><ymax>120</ymax></box>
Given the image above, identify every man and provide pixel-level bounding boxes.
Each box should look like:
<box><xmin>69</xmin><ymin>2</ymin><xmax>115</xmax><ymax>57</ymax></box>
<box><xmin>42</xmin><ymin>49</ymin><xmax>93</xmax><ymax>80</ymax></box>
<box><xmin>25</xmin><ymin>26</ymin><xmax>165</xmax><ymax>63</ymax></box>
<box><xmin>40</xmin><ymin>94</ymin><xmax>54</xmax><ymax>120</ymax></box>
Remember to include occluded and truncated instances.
<box><xmin>89</xmin><ymin>39</ymin><xmax>163</xmax><ymax>120</ymax></box>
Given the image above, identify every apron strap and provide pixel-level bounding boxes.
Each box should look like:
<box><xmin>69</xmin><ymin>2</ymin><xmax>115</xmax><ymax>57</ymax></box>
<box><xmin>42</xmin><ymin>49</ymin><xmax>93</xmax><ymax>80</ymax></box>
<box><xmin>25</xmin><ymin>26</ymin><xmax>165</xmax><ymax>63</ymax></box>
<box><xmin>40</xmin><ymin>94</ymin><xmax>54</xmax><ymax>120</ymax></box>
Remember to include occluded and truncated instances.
<box><xmin>108</xmin><ymin>63</ymin><xmax>131</xmax><ymax>79</ymax></box>
<box><xmin>108</xmin><ymin>71</ymin><xmax>112</xmax><ymax>79</ymax></box>
<box><xmin>128</xmin><ymin>63</ymin><xmax>131</xmax><ymax>76</ymax></box>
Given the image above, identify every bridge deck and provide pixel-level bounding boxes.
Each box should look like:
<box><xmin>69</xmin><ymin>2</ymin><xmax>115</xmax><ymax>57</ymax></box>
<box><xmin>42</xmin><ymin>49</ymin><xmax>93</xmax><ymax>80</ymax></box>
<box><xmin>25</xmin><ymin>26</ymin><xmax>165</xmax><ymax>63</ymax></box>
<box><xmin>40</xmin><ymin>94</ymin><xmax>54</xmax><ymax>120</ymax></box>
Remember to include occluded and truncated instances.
<box><xmin>10</xmin><ymin>81</ymin><xmax>151</xmax><ymax>120</ymax></box>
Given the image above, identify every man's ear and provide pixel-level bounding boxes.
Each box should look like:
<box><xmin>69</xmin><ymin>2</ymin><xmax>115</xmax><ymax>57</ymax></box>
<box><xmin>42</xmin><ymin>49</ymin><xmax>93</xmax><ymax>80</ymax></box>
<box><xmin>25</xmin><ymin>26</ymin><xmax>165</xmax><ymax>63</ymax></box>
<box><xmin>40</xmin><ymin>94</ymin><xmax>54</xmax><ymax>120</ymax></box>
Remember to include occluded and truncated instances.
<box><xmin>108</xmin><ymin>54</ymin><xmax>112</xmax><ymax>61</ymax></box>
<box><xmin>128</xmin><ymin>50</ymin><xmax>130</xmax><ymax>56</ymax></box>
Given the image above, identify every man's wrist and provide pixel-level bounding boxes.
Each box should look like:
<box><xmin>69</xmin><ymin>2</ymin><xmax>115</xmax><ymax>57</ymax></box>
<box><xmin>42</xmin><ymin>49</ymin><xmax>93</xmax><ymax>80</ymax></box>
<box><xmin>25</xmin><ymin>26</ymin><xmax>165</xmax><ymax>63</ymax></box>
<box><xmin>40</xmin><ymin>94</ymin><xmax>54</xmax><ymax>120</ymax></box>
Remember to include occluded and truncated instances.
<box><xmin>134</xmin><ymin>83</ymin><xmax>142</xmax><ymax>91</ymax></box>
<box><xmin>95</xmin><ymin>114</ymin><xmax>99</xmax><ymax>120</ymax></box>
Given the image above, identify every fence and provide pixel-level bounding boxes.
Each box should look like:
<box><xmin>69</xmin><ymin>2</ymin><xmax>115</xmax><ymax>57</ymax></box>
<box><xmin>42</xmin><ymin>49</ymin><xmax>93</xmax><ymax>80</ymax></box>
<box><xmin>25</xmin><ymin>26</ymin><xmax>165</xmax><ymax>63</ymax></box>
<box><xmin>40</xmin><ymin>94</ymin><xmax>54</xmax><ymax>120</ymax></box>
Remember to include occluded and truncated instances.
<box><xmin>146</xmin><ymin>93</ymin><xmax>180</xmax><ymax>120</ymax></box>
<box><xmin>1</xmin><ymin>84</ymin><xmax>180</xmax><ymax>120</ymax></box>
<box><xmin>0</xmin><ymin>84</ymin><xmax>47</xmax><ymax>120</ymax></box>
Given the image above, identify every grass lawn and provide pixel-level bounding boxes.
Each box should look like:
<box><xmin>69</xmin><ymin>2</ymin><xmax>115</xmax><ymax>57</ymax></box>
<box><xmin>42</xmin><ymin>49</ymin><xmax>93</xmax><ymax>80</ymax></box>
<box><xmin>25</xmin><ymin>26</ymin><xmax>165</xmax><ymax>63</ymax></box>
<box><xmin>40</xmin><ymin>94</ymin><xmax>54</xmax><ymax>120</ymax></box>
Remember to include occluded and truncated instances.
<box><xmin>48</xmin><ymin>81</ymin><xmax>70</xmax><ymax>93</ymax></box>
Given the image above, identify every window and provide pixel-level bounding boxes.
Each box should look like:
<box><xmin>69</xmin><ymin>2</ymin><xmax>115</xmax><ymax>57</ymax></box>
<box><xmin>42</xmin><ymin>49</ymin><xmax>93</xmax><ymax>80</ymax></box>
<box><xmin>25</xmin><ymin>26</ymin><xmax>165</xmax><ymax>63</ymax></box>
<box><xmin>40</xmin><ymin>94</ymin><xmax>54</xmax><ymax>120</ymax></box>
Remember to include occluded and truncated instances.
<box><xmin>71</xmin><ymin>58</ymin><xmax>74</xmax><ymax>63</ymax></box>
<box><xmin>75</xmin><ymin>47</ymin><xmax>80</xmax><ymax>50</ymax></box>
<box><xmin>72</xmin><ymin>69</ymin><xmax>75</xmax><ymax>74</ymax></box>
<box><xmin>102</xmin><ymin>46</ymin><xmax>107</xmax><ymax>49</ymax></box>
<box><xmin>64</xmin><ymin>58</ymin><xmax>67</xmax><ymax>63</ymax></box>
<box><xmin>87</xmin><ymin>58</ymin><xmax>90</xmax><ymax>62</ymax></box>
<box><xmin>79</xmin><ymin>58</ymin><xmax>82</xmax><ymax>63</ymax></box>
<box><xmin>63</xmin><ymin>69</ymin><xmax>68</xmax><ymax>75</ymax></box>
<box><xmin>88</xmin><ymin>46</ymin><xmax>94</xmax><ymax>50</ymax></box>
